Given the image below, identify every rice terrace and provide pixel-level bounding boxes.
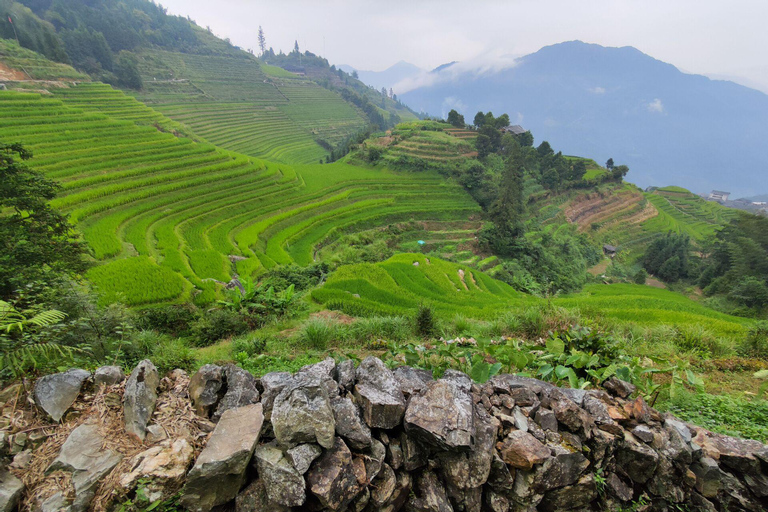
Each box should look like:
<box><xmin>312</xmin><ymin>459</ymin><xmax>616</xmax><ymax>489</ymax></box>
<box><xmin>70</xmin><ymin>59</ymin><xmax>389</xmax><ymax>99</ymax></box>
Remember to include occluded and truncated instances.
<box><xmin>1</xmin><ymin>2</ymin><xmax>768</xmax><ymax>512</ymax></box>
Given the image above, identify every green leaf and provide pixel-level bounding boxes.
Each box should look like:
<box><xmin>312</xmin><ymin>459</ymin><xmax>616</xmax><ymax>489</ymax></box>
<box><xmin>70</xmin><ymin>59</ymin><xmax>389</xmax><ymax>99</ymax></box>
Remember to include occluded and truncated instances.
<box><xmin>546</xmin><ymin>337</ymin><xmax>565</xmax><ymax>356</ymax></box>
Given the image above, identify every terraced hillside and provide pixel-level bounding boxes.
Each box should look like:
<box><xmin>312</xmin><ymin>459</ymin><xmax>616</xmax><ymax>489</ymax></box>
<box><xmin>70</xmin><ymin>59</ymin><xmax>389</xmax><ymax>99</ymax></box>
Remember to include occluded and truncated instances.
<box><xmin>0</xmin><ymin>85</ymin><xmax>480</xmax><ymax>305</ymax></box>
<box><xmin>314</xmin><ymin>254</ymin><xmax>749</xmax><ymax>337</ymax></box>
<box><xmin>132</xmin><ymin>50</ymin><xmax>367</xmax><ymax>164</ymax></box>
<box><xmin>374</xmin><ymin>121</ymin><xmax>477</xmax><ymax>168</ymax></box>
<box><xmin>0</xmin><ymin>39</ymin><xmax>86</xmax><ymax>81</ymax></box>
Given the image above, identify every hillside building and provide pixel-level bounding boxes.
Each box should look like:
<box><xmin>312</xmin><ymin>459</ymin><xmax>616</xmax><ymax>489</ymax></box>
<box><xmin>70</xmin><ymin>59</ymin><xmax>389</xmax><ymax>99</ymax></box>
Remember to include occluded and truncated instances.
<box><xmin>603</xmin><ymin>244</ymin><xmax>618</xmax><ymax>258</ymax></box>
<box><xmin>501</xmin><ymin>125</ymin><xmax>527</xmax><ymax>135</ymax></box>
<box><xmin>709</xmin><ymin>190</ymin><xmax>731</xmax><ymax>202</ymax></box>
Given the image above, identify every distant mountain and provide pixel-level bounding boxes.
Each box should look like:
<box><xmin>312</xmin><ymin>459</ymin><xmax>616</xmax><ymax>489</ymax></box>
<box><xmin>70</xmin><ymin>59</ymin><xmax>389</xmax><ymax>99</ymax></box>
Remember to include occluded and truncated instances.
<box><xmin>340</xmin><ymin>61</ymin><xmax>422</xmax><ymax>91</ymax></box>
<box><xmin>399</xmin><ymin>41</ymin><xmax>768</xmax><ymax>197</ymax></box>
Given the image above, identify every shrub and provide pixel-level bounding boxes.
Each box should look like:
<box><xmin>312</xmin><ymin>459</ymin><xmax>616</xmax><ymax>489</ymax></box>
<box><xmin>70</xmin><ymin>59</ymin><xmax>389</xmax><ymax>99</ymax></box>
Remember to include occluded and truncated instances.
<box><xmin>190</xmin><ymin>309</ymin><xmax>249</xmax><ymax>347</ymax></box>
<box><xmin>673</xmin><ymin>326</ymin><xmax>731</xmax><ymax>357</ymax></box>
<box><xmin>633</xmin><ymin>269</ymin><xmax>648</xmax><ymax>285</ymax></box>
<box><xmin>349</xmin><ymin>316</ymin><xmax>411</xmax><ymax>343</ymax></box>
<box><xmin>415</xmin><ymin>304</ymin><xmax>437</xmax><ymax>338</ymax></box>
<box><xmin>231</xmin><ymin>332</ymin><xmax>271</xmax><ymax>356</ymax></box>
<box><xmin>296</xmin><ymin>318</ymin><xmax>345</xmax><ymax>350</ymax></box>
<box><xmin>739</xmin><ymin>321</ymin><xmax>768</xmax><ymax>359</ymax></box>
<box><xmin>136</xmin><ymin>304</ymin><xmax>199</xmax><ymax>336</ymax></box>
<box><xmin>150</xmin><ymin>337</ymin><xmax>196</xmax><ymax>374</ymax></box>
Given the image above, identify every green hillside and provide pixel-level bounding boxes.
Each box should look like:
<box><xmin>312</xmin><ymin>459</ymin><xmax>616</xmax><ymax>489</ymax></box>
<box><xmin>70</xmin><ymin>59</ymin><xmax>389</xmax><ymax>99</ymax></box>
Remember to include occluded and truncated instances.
<box><xmin>0</xmin><ymin>85</ymin><xmax>479</xmax><ymax>306</ymax></box>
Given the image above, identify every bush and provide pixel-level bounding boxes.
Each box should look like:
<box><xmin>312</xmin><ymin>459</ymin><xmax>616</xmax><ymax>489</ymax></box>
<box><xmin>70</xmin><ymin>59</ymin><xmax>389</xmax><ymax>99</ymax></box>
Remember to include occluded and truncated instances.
<box><xmin>415</xmin><ymin>304</ymin><xmax>437</xmax><ymax>338</ymax></box>
<box><xmin>673</xmin><ymin>326</ymin><xmax>731</xmax><ymax>357</ymax></box>
<box><xmin>150</xmin><ymin>337</ymin><xmax>196</xmax><ymax>374</ymax></box>
<box><xmin>190</xmin><ymin>309</ymin><xmax>249</xmax><ymax>347</ymax></box>
<box><xmin>349</xmin><ymin>316</ymin><xmax>411</xmax><ymax>343</ymax></box>
<box><xmin>296</xmin><ymin>318</ymin><xmax>347</xmax><ymax>350</ymax></box>
<box><xmin>633</xmin><ymin>269</ymin><xmax>648</xmax><ymax>285</ymax></box>
<box><xmin>739</xmin><ymin>322</ymin><xmax>768</xmax><ymax>359</ymax></box>
<box><xmin>231</xmin><ymin>332</ymin><xmax>271</xmax><ymax>356</ymax></box>
<box><xmin>136</xmin><ymin>304</ymin><xmax>199</xmax><ymax>337</ymax></box>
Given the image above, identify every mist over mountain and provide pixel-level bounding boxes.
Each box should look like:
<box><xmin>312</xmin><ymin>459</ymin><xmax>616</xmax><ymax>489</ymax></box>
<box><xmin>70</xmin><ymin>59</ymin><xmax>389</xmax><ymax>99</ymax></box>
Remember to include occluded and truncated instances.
<box><xmin>399</xmin><ymin>41</ymin><xmax>768</xmax><ymax>196</ymax></box>
<box><xmin>339</xmin><ymin>61</ymin><xmax>423</xmax><ymax>92</ymax></box>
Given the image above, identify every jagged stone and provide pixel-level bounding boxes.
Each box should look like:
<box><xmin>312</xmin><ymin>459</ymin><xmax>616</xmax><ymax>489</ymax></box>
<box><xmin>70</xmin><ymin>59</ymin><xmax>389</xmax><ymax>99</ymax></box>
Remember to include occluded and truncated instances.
<box><xmin>354</xmin><ymin>356</ymin><xmax>406</xmax><ymax>428</ymax></box>
<box><xmin>497</xmin><ymin>430</ymin><xmax>551</xmax><ymax>470</ymax></box>
<box><xmin>252</xmin><ymin>442</ymin><xmax>306</xmax><ymax>507</ymax></box>
<box><xmin>0</xmin><ymin>469</ymin><xmax>24</xmax><ymax>512</ymax></box>
<box><xmin>33</xmin><ymin>369</ymin><xmax>90</xmax><ymax>422</ymax></box>
<box><xmin>487</xmin><ymin>452</ymin><xmax>515</xmax><ymax>491</ymax></box>
<box><xmin>364</xmin><ymin>438</ymin><xmax>386</xmax><ymax>482</ymax></box>
<box><xmin>369</xmin><ymin>463</ymin><xmax>397</xmax><ymax>509</ymax></box>
<box><xmin>401</xmin><ymin>432</ymin><xmax>429</xmax><ymax>471</ymax></box>
<box><xmin>386</xmin><ymin>436</ymin><xmax>404</xmax><ymax>470</ymax></box>
<box><xmin>549</xmin><ymin>393</ymin><xmax>594</xmax><ymax>435</ymax></box>
<box><xmin>483</xmin><ymin>489</ymin><xmax>509</xmax><ymax>512</ymax></box>
<box><xmin>188</xmin><ymin>365</ymin><xmax>224</xmax><ymax>417</ymax></box>
<box><xmin>632</xmin><ymin>425</ymin><xmax>655</xmax><ymax>443</ymax></box>
<box><xmin>299</xmin><ymin>357</ymin><xmax>340</xmax><ymax>397</ymax></box>
<box><xmin>393</xmin><ymin>366</ymin><xmax>433</xmax><ymax>397</ymax></box>
<box><xmin>335</xmin><ymin>359</ymin><xmax>356</xmax><ymax>391</ymax></box>
<box><xmin>691</xmin><ymin>457</ymin><xmax>722</xmax><ymax>499</ymax></box>
<box><xmin>535</xmin><ymin>408</ymin><xmax>558</xmax><ymax>432</ymax></box>
<box><xmin>271</xmin><ymin>373</ymin><xmax>335</xmax><ymax>449</ymax></box>
<box><xmin>213</xmin><ymin>364</ymin><xmax>260</xmax><ymax>420</ymax></box>
<box><xmin>285</xmin><ymin>443</ymin><xmax>322</xmax><ymax>474</ymax></box>
<box><xmin>145</xmin><ymin>424</ymin><xmax>168</xmax><ymax>444</ymax></box>
<box><xmin>582</xmin><ymin>396</ymin><xmax>623</xmax><ymax>435</ymax></box>
<box><xmin>307</xmin><ymin>437</ymin><xmax>362</xmax><ymax>511</ymax></box>
<box><xmin>120</xmin><ymin>439</ymin><xmax>194</xmax><ymax>502</ymax></box>
<box><xmin>404</xmin><ymin>376</ymin><xmax>474</xmax><ymax>450</ymax></box>
<box><xmin>664</xmin><ymin>417</ymin><xmax>692</xmax><ymax>443</ymax></box>
<box><xmin>533</xmin><ymin>452</ymin><xmax>590</xmax><ymax>492</ymax></box>
<box><xmin>235</xmin><ymin>479</ymin><xmax>289</xmax><ymax>512</ymax></box>
<box><xmin>539</xmin><ymin>474</ymin><xmax>597</xmax><ymax>512</ymax></box>
<box><xmin>331</xmin><ymin>395</ymin><xmax>372</xmax><ymax>450</ymax></box>
<box><xmin>606</xmin><ymin>473</ymin><xmax>633</xmax><ymax>502</ymax></box>
<box><xmin>616</xmin><ymin>434</ymin><xmax>660</xmax><ymax>484</ymax></box>
<box><xmin>406</xmin><ymin>470</ymin><xmax>453</xmax><ymax>512</ymax></box>
<box><xmin>438</xmin><ymin>405</ymin><xmax>496</xmax><ymax>489</ymax></box>
<box><xmin>602</xmin><ymin>377</ymin><xmax>636</xmax><ymax>398</ymax></box>
<box><xmin>260</xmin><ymin>371</ymin><xmax>293</xmax><ymax>420</ymax></box>
<box><xmin>180</xmin><ymin>403</ymin><xmax>264</xmax><ymax>512</ymax></box>
<box><xmin>94</xmin><ymin>366</ymin><xmax>124</xmax><ymax>387</ymax></box>
<box><xmin>124</xmin><ymin>360</ymin><xmax>160</xmax><ymax>441</ymax></box>
<box><xmin>47</xmin><ymin>423</ymin><xmax>123</xmax><ymax>512</ymax></box>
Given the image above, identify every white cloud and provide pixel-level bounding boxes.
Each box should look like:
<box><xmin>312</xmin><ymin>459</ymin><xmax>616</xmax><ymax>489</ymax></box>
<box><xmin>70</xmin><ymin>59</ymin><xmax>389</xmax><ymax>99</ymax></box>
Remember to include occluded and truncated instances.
<box><xmin>647</xmin><ymin>98</ymin><xmax>665</xmax><ymax>113</ymax></box>
<box><xmin>590</xmin><ymin>86</ymin><xmax>607</xmax><ymax>94</ymax></box>
<box><xmin>441</xmin><ymin>96</ymin><xmax>468</xmax><ymax>118</ymax></box>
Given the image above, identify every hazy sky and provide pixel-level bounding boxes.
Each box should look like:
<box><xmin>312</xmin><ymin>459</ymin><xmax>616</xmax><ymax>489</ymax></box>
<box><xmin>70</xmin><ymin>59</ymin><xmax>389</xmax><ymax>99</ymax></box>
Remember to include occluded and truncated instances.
<box><xmin>158</xmin><ymin>0</ymin><xmax>768</xmax><ymax>93</ymax></box>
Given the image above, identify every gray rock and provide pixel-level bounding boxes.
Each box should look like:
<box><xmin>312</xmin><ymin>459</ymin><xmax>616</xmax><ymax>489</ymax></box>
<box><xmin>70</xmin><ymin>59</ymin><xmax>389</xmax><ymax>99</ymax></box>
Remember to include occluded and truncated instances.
<box><xmin>616</xmin><ymin>435</ymin><xmax>660</xmax><ymax>484</ymax></box>
<box><xmin>213</xmin><ymin>364</ymin><xmax>260</xmax><ymax>420</ymax></box>
<box><xmin>483</xmin><ymin>489</ymin><xmax>510</xmax><ymax>512</ymax></box>
<box><xmin>10</xmin><ymin>450</ymin><xmax>32</xmax><ymax>470</ymax></box>
<box><xmin>603</xmin><ymin>377</ymin><xmax>636</xmax><ymax>398</ymax></box>
<box><xmin>145</xmin><ymin>424</ymin><xmax>168</xmax><ymax>444</ymax></box>
<box><xmin>369</xmin><ymin>463</ymin><xmax>397</xmax><ymax>509</ymax></box>
<box><xmin>33</xmin><ymin>369</ymin><xmax>91</xmax><ymax>422</ymax></box>
<box><xmin>0</xmin><ymin>469</ymin><xmax>24</xmax><ymax>512</ymax></box>
<box><xmin>188</xmin><ymin>365</ymin><xmax>224</xmax><ymax>417</ymax></box>
<box><xmin>403</xmin><ymin>378</ymin><xmax>474</xmax><ymax>450</ymax></box>
<box><xmin>271</xmin><ymin>373</ymin><xmax>335</xmax><ymax>449</ymax></box>
<box><xmin>235</xmin><ymin>479</ymin><xmax>290</xmax><ymax>512</ymax></box>
<box><xmin>533</xmin><ymin>452</ymin><xmax>590</xmax><ymax>492</ymax></box>
<box><xmin>330</xmin><ymin>396</ymin><xmax>371</xmax><ymax>450</ymax></box>
<box><xmin>299</xmin><ymin>357</ymin><xmax>340</xmax><ymax>398</ymax></box>
<box><xmin>497</xmin><ymin>430</ymin><xmax>551</xmax><ymax>470</ymax></box>
<box><xmin>335</xmin><ymin>359</ymin><xmax>356</xmax><ymax>391</ymax></box>
<box><xmin>386</xmin><ymin>436</ymin><xmax>404</xmax><ymax>470</ymax></box>
<box><xmin>48</xmin><ymin>423</ymin><xmax>123</xmax><ymax>512</ymax></box>
<box><xmin>550</xmin><ymin>394</ymin><xmax>594</xmax><ymax>435</ymax></box>
<box><xmin>539</xmin><ymin>474</ymin><xmax>598</xmax><ymax>512</ymax></box>
<box><xmin>124</xmin><ymin>360</ymin><xmax>160</xmax><ymax>441</ymax></box>
<box><xmin>664</xmin><ymin>417</ymin><xmax>692</xmax><ymax>443</ymax></box>
<box><xmin>307</xmin><ymin>437</ymin><xmax>363</xmax><ymax>511</ymax></box>
<box><xmin>285</xmin><ymin>443</ymin><xmax>322</xmax><ymax>475</ymax></box>
<box><xmin>691</xmin><ymin>457</ymin><xmax>722</xmax><ymax>499</ymax></box>
<box><xmin>559</xmin><ymin>387</ymin><xmax>587</xmax><ymax>406</ymax></box>
<box><xmin>632</xmin><ymin>425</ymin><xmax>655</xmax><ymax>444</ymax></box>
<box><xmin>487</xmin><ymin>452</ymin><xmax>515</xmax><ymax>492</ymax></box>
<box><xmin>94</xmin><ymin>366</ymin><xmax>124</xmax><ymax>387</ymax></box>
<box><xmin>252</xmin><ymin>442</ymin><xmax>306</xmax><ymax>507</ymax></box>
<box><xmin>401</xmin><ymin>432</ymin><xmax>429</xmax><ymax>471</ymax></box>
<box><xmin>512</xmin><ymin>406</ymin><xmax>529</xmax><ymax>432</ymax></box>
<box><xmin>354</xmin><ymin>357</ymin><xmax>406</xmax><ymax>429</ymax></box>
<box><xmin>406</xmin><ymin>470</ymin><xmax>453</xmax><ymax>512</ymax></box>
<box><xmin>535</xmin><ymin>408</ymin><xmax>558</xmax><ymax>432</ymax></box>
<box><xmin>260</xmin><ymin>372</ymin><xmax>293</xmax><ymax>420</ymax></box>
<box><xmin>491</xmin><ymin>374</ymin><xmax>554</xmax><ymax>395</ymax></box>
<box><xmin>119</xmin><ymin>439</ymin><xmax>194</xmax><ymax>503</ymax></box>
<box><xmin>365</xmin><ymin>438</ymin><xmax>386</xmax><ymax>482</ymax></box>
<box><xmin>393</xmin><ymin>366</ymin><xmax>433</xmax><ymax>397</ymax></box>
<box><xmin>439</xmin><ymin>405</ymin><xmax>497</xmax><ymax>489</ymax></box>
<box><xmin>605</xmin><ymin>473</ymin><xmax>633</xmax><ymax>502</ymax></box>
<box><xmin>181</xmin><ymin>403</ymin><xmax>264</xmax><ymax>512</ymax></box>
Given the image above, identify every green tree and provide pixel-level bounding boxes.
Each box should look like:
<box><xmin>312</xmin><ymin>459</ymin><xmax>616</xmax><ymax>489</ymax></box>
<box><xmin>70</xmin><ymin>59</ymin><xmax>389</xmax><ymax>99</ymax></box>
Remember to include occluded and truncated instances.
<box><xmin>494</xmin><ymin>113</ymin><xmax>510</xmax><ymax>129</ymax></box>
<box><xmin>634</xmin><ymin>269</ymin><xmax>648</xmax><ymax>285</ymax></box>
<box><xmin>537</xmin><ymin>141</ymin><xmax>554</xmax><ymax>158</ymax></box>
<box><xmin>489</xmin><ymin>157</ymin><xmax>525</xmax><ymax>238</ymax></box>
<box><xmin>257</xmin><ymin>26</ymin><xmax>266</xmax><ymax>55</ymax></box>
<box><xmin>606</xmin><ymin>158</ymin><xmax>614</xmax><ymax>170</ymax></box>
<box><xmin>643</xmin><ymin>232</ymin><xmax>690</xmax><ymax>283</ymax></box>
<box><xmin>114</xmin><ymin>51</ymin><xmax>142</xmax><ymax>90</ymax></box>
<box><xmin>611</xmin><ymin>164</ymin><xmax>629</xmax><ymax>181</ymax></box>
<box><xmin>447</xmin><ymin>109</ymin><xmax>465</xmax><ymax>127</ymax></box>
<box><xmin>517</xmin><ymin>131</ymin><xmax>534</xmax><ymax>147</ymax></box>
<box><xmin>473</xmin><ymin>111</ymin><xmax>486</xmax><ymax>128</ymax></box>
<box><xmin>570</xmin><ymin>160</ymin><xmax>587</xmax><ymax>181</ymax></box>
<box><xmin>0</xmin><ymin>143</ymin><xmax>86</xmax><ymax>299</ymax></box>
<box><xmin>293</xmin><ymin>40</ymin><xmax>300</xmax><ymax>53</ymax></box>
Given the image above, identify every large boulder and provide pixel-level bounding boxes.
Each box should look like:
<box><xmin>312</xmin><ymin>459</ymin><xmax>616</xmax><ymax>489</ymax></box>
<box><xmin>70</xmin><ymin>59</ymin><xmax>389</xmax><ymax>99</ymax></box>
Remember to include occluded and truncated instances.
<box><xmin>252</xmin><ymin>443</ymin><xmax>306</xmax><ymax>507</ymax></box>
<box><xmin>306</xmin><ymin>437</ymin><xmax>363</xmax><ymax>511</ymax></box>
<box><xmin>47</xmin><ymin>423</ymin><xmax>123</xmax><ymax>512</ymax></box>
<box><xmin>533</xmin><ymin>452</ymin><xmax>591</xmax><ymax>493</ymax></box>
<box><xmin>285</xmin><ymin>443</ymin><xmax>323</xmax><ymax>475</ymax></box>
<box><xmin>405</xmin><ymin>470</ymin><xmax>453</xmax><ymax>512</ymax></box>
<box><xmin>354</xmin><ymin>357</ymin><xmax>406</xmax><ymax>429</ymax></box>
<box><xmin>33</xmin><ymin>369</ymin><xmax>90</xmax><ymax>422</ymax></box>
<box><xmin>213</xmin><ymin>364</ymin><xmax>260</xmax><ymax>420</ymax></box>
<box><xmin>271</xmin><ymin>373</ymin><xmax>335</xmax><ymax>449</ymax></box>
<box><xmin>124</xmin><ymin>360</ymin><xmax>160</xmax><ymax>441</ymax></box>
<box><xmin>330</xmin><ymin>396</ymin><xmax>372</xmax><ymax>450</ymax></box>
<box><xmin>120</xmin><ymin>439</ymin><xmax>194</xmax><ymax>502</ymax></box>
<box><xmin>180</xmin><ymin>403</ymin><xmax>264</xmax><ymax>512</ymax></box>
<box><xmin>235</xmin><ymin>479</ymin><xmax>289</xmax><ymax>512</ymax></box>
<box><xmin>260</xmin><ymin>371</ymin><xmax>293</xmax><ymax>420</ymax></box>
<box><xmin>438</xmin><ymin>405</ymin><xmax>497</xmax><ymax>489</ymax></box>
<box><xmin>616</xmin><ymin>434</ymin><xmax>660</xmax><ymax>484</ymax></box>
<box><xmin>0</xmin><ymin>470</ymin><xmax>24</xmax><ymax>512</ymax></box>
<box><xmin>404</xmin><ymin>373</ymin><xmax>474</xmax><ymax>450</ymax></box>
<box><xmin>393</xmin><ymin>366</ymin><xmax>433</xmax><ymax>397</ymax></box>
<box><xmin>188</xmin><ymin>365</ymin><xmax>224</xmax><ymax>417</ymax></box>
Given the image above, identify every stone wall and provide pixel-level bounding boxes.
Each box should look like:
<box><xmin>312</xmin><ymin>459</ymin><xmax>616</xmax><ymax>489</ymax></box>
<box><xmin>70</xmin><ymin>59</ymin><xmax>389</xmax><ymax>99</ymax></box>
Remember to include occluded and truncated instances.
<box><xmin>3</xmin><ymin>357</ymin><xmax>768</xmax><ymax>512</ymax></box>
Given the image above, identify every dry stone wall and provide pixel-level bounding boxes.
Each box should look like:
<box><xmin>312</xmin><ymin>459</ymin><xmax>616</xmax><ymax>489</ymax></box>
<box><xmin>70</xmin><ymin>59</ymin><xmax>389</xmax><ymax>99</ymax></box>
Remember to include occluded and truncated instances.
<box><xmin>3</xmin><ymin>357</ymin><xmax>768</xmax><ymax>512</ymax></box>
